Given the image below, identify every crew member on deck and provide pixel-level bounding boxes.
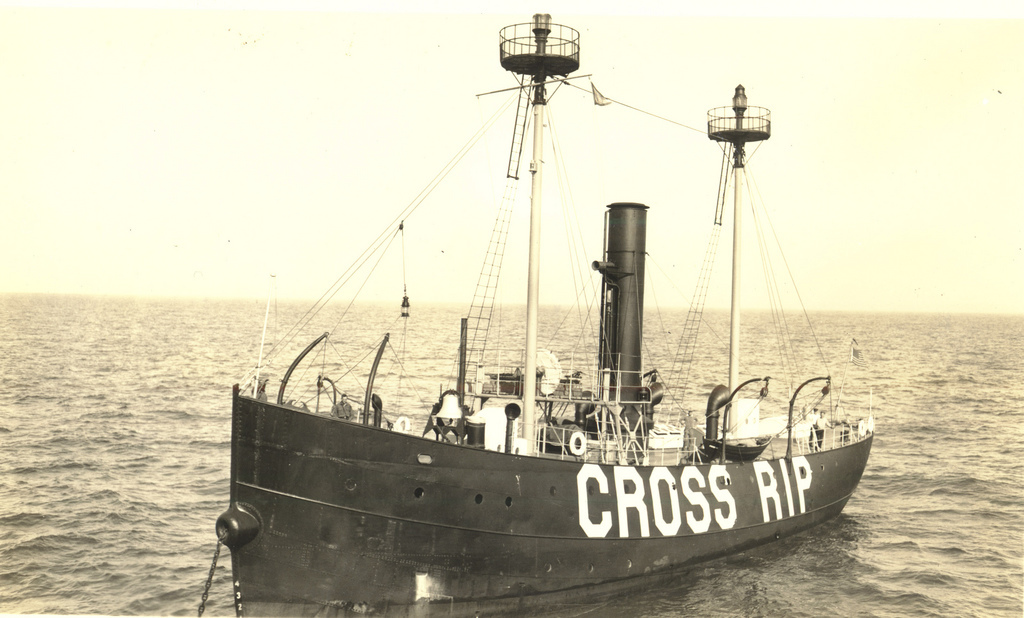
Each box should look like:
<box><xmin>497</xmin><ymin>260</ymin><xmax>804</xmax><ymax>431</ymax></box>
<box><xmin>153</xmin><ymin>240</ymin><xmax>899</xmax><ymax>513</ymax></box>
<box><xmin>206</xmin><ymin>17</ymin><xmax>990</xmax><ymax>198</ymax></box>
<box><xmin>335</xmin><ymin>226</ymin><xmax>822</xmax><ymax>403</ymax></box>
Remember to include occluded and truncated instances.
<box><xmin>807</xmin><ymin>409</ymin><xmax>820</xmax><ymax>452</ymax></box>
<box><xmin>809</xmin><ymin>408</ymin><xmax>828</xmax><ymax>451</ymax></box>
<box><xmin>816</xmin><ymin>410</ymin><xmax>830</xmax><ymax>450</ymax></box>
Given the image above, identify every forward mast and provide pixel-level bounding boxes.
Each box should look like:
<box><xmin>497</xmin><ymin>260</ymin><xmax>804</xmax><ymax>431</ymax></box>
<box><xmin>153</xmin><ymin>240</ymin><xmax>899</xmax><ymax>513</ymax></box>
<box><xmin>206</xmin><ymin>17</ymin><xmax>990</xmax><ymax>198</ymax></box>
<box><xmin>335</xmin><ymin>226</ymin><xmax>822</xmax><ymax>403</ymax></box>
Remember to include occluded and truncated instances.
<box><xmin>498</xmin><ymin>14</ymin><xmax>580</xmax><ymax>454</ymax></box>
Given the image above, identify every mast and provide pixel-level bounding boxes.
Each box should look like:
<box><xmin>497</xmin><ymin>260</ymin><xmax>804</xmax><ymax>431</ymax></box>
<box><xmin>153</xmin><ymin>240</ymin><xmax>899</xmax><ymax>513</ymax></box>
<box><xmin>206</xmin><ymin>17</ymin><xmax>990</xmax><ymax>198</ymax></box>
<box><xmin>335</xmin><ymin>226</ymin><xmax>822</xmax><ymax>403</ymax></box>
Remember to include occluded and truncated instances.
<box><xmin>499</xmin><ymin>14</ymin><xmax>579</xmax><ymax>454</ymax></box>
<box><xmin>708</xmin><ymin>86</ymin><xmax>771</xmax><ymax>393</ymax></box>
<box><xmin>523</xmin><ymin>73</ymin><xmax>545</xmax><ymax>452</ymax></box>
<box><xmin>729</xmin><ymin>148</ymin><xmax>744</xmax><ymax>393</ymax></box>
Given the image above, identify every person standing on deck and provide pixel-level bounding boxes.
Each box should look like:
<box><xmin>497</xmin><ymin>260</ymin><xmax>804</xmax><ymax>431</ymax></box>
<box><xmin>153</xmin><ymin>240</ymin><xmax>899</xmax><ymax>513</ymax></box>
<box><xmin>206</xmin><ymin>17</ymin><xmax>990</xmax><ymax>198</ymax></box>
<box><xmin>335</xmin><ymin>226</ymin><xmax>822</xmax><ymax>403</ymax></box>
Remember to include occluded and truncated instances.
<box><xmin>807</xmin><ymin>409</ymin><xmax>819</xmax><ymax>451</ymax></box>
<box><xmin>812</xmin><ymin>408</ymin><xmax>828</xmax><ymax>451</ymax></box>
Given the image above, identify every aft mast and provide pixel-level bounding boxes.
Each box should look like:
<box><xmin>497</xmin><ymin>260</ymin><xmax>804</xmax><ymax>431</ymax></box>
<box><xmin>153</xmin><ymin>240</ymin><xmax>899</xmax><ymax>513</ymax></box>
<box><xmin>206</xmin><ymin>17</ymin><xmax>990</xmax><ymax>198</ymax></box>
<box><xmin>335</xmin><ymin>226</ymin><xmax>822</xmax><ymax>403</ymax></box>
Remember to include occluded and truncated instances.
<box><xmin>499</xmin><ymin>15</ymin><xmax>579</xmax><ymax>453</ymax></box>
<box><xmin>707</xmin><ymin>86</ymin><xmax>770</xmax><ymax>393</ymax></box>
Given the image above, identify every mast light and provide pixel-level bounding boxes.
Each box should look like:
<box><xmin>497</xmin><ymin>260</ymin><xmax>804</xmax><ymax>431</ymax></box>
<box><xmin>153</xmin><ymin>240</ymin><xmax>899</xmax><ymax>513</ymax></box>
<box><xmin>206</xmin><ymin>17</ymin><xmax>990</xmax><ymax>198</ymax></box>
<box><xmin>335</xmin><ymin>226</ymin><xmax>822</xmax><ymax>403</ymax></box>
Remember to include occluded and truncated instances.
<box><xmin>732</xmin><ymin>84</ymin><xmax>748</xmax><ymax>116</ymax></box>
<box><xmin>532</xmin><ymin>13</ymin><xmax>552</xmax><ymax>35</ymax></box>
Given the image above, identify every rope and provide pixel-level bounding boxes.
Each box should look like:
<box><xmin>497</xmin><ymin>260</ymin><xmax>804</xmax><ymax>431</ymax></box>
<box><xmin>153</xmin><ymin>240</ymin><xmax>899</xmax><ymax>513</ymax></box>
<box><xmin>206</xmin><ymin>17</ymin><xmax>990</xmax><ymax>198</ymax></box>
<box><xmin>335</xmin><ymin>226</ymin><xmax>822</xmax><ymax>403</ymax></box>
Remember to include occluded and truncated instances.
<box><xmin>464</xmin><ymin>90</ymin><xmax>526</xmax><ymax>368</ymax></box>
<box><xmin>549</xmin><ymin>107</ymin><xmax>585</xmax><ymax>330</ymax></box>
<box><xmin>747</xmin><ymin>167</ymin><xmax>796</xmax><ymax>392</ymax></box>
<box><xmin>287</xmin><ymin>338</ymin><xmax>381</xmax><ymax>407</ymax></box>
<box><xmin>400</xmin><ymin>221</ymin><xmax>408</xmax><ymax>301</ymax></box>
<box><xmin>641</xmin><ymin>254</ymin><xmax>691</xmax><ymax>423</ymax></box>
<box><xmin>746</xmin><ymin>165</ymin><xmax>831</xmax><ymax>378</ymax></box>
<box><xmin>240</xmin><ymin>94</ymin><xmax>516</xmax><ymax>389</ymax></box>
<box><xmin>328</xmin><ymin>226</ymin><xmax>403</xmax><ymax>335</ymax></box>
<box><xmin>385</xmin><ymin>337</ymin><xmax>433</xmax><ymax>410</ymax></box>
<box><xmin>646</xmin><ymin>254</ymin><xmax>669</xmax><ymax>348</ymax></box>
<box><xmin>659</xmin><ymin>146</ymin><xmax>732</xmax><ymax>411</ymax></box>
<box><xmin>570</xmin><ymin>80</ymin><xmax>707</xmax><ymax>136</ymax></box>
<box><xmin>547</xmin><ymin>107</ymin><xmax>601</xmax><ymax>357</ymax></box>
<box><xmin>281</xmin><ymin>225</ymin><xmax>402</xmax><ymax>407</ymax></box>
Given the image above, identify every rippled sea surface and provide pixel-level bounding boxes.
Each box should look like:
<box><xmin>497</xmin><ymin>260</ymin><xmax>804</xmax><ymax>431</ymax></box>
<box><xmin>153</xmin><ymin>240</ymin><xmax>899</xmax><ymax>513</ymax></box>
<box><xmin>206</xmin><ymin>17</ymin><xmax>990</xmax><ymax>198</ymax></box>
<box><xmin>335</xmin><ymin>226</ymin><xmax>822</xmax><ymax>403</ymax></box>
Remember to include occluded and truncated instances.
<box><xmin>1</xmin><ymin>294</ymin><xmax>1021</xmax><ymax>616</ymax></box>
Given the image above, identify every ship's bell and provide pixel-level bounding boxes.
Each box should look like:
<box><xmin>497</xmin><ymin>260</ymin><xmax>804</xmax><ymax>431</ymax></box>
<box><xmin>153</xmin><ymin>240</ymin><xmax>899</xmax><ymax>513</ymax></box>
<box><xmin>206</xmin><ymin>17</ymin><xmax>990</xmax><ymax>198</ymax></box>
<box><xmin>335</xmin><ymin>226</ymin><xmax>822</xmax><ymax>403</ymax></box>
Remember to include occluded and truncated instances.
<box><xmin>436</xmin><ymin>393</ymin><xmax>463</xmax><ymax>420</ymax></box>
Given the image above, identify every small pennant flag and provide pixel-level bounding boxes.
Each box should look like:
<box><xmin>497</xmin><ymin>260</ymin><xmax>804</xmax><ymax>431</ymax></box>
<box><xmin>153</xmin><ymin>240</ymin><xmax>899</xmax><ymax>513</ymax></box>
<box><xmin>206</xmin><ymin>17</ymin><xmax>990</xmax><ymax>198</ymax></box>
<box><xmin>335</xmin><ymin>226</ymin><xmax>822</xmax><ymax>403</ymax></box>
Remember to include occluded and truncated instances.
<box><xmin>592</xmin><ymin>83</ymin><xmax>612</xmax><ymax>106</ymax></box>
<box><xmin>851</xmin><ymin>346</ymin><xmax>867</xmax><ymax>367</ymax></box>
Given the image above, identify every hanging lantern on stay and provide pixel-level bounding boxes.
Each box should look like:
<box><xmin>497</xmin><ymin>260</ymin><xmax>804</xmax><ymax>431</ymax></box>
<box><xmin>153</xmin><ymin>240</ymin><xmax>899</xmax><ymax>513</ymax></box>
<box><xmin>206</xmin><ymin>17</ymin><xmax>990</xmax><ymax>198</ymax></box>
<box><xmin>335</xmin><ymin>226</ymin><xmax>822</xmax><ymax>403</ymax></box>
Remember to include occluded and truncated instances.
<box><xmin>399</xmin><ymin>220</ymin><xmax>410</xmax><ymax>319</ymax></box>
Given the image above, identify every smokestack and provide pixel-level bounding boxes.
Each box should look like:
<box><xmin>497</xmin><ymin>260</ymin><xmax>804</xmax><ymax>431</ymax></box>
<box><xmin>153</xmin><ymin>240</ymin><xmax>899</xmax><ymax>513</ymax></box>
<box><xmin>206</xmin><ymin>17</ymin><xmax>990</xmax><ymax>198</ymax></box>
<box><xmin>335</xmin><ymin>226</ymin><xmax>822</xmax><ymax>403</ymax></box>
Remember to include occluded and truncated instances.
<box><xmin>593</xmin><ymin>203</ymin><xmax>648</xmax><ymax>396</ymax></box>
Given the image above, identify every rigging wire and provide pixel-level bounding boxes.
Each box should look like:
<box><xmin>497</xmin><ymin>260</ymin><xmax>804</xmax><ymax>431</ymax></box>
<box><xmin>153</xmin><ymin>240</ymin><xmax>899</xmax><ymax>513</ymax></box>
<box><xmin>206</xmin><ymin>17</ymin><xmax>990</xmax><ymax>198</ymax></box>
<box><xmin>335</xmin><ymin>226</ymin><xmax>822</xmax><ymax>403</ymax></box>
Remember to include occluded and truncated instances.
<box><xmin>327</xmin><ymin>225</ymin><xmax>403</xmax><ymax>337</ymax></box>
<box><xmin>746</xmin><ymin>164</ymin><xmax>832</xmax><ymax>383</ymax></box>
<box><xmin>546</xmin><ymin>106</ymin><xmax>601</xmax><ymax>356</ymax></box>
<box><xmin>477</xmin><ymin>90</ymin><xmax>502</xmax><ymax>208</ymax></box>
<box><xmin>750</xmin><ymin>168</ymin><xmax>831</xmax><ymax>378</ymax></box>
<box><xmin>646</xmin><ymin>256</ymin><xmax>669</xmax><ymax>348</ymax></box>
<box><xmin>748</xmin><ymin>167</ymin><xmax>797</xmax><ymax>393</ymax></box>
<box><xmin>241</xmin><ymin>93</ymin><xmax>517</xmax><ymax>388</ymax></box>
<box><xmin>400</xmin><ymin>221</ymin><xmax>408</xmax><ymax>306</ymax></box>
<box><xmin>746</xmin><ymin>140</ymin><xmax>765</xmax><ymax>165</ymax></box>
<box><xmin>397</xmin><ymin>223</ymin><xmax>410</xmax><ymax>410</ymax></box>
<box><xmin>645</xmin><ymin>254</ymin><xmax>727</xmax><ymax>347</ymax></box>
<box><xmin>328</xmin><ymin>341</ymin><xmax>386</xmax><ymax>391</ymax></box>
<box><xmin>464</xmin><ymin>79</ymin><xmax>533</xmax><ymax>370</ymax></box>
<box><xmin>369</xmin><ymin>313</ymin><xmax>416</xmax><ymax>412</ymax></box>
<box><xmin>251</xmin><ymin>73</ymin><xmax>832</xmax><ymax>427</ymax></box>
<box><xmin>269</xmin><ymin>228</ymin><xmax>405</xmax><ymax>406</ymax></box>
<box><xmin>714</xmin><ymin>144</ymin><xmax>733</xmax><ymax>225</ymax></box>
<box><xmin>663</xmin><ymin>145</ymin><xmax>732</xmax><ymax>411</ymax></box>
<box><xmin>641</xmin><ymin>255</ymin><xmax>683</xmax><ymax>421</ymax></box>
<box><xmin>383</xmin><ymin>337</ymin><xmax>432</xmax><ymax>410</ymax></box>
<box><xmin>568</xmin><ymin>80</ymin><xmax>707</xmax><ymax>136</ymax></box>
<box><xmin>548</xmin><ymin>106</ymin><xmax>585</xmax><ymax>329</ymax></box>
<box><xmin>590</xmin><ymin>86</ymin><xmax>608</xmax><ymax>206</ymax></box>
<box><xmin>289</xmin><ymin>337</ymin><xmax>368</xmax><ymax>406</ymax></box>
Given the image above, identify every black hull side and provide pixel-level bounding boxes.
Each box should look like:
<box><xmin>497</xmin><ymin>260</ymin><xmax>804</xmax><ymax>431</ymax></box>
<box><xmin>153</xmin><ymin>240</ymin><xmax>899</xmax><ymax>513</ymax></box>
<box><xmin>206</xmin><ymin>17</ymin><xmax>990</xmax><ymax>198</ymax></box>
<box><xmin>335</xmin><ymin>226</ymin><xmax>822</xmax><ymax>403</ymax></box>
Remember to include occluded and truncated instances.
<box><xmin>224</xmin><ymin>393</ymin><xmax>872</xmax><ymax>616</ymax></box>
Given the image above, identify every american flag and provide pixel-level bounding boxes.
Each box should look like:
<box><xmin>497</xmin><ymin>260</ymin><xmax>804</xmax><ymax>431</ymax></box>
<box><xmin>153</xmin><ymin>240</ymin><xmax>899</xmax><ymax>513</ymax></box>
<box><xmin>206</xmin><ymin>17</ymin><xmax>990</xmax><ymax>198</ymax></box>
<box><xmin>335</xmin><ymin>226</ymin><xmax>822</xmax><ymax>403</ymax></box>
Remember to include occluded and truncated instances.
<box><xmin>852</xmin><ymin>346</ymin><xmax>867</xmax><ymax>367</ymax></box>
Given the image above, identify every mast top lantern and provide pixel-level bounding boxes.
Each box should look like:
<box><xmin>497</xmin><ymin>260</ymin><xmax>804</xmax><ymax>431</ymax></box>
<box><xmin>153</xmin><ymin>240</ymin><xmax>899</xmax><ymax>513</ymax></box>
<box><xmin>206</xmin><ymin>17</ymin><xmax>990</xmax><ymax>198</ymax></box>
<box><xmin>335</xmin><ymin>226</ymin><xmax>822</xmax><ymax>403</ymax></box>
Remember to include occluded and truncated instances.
<box><xmin>732</xmin><ymin>84</ymin><xmax>748</xmax><ymax>116</ymax></box>
<box><xmin>532</xmin><ymin>13</ymin><xmax>551</xmax><ymax>35</ymax></box>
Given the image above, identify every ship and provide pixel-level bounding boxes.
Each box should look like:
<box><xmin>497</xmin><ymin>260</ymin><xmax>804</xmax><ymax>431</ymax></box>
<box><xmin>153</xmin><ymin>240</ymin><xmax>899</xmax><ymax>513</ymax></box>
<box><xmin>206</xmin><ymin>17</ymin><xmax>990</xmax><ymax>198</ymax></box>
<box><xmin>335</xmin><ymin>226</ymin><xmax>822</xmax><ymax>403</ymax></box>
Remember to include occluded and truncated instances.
<box><xmin>212</xmin><ymin>14</ymin><xmax>874</xmax><ymax>617</ymax></box>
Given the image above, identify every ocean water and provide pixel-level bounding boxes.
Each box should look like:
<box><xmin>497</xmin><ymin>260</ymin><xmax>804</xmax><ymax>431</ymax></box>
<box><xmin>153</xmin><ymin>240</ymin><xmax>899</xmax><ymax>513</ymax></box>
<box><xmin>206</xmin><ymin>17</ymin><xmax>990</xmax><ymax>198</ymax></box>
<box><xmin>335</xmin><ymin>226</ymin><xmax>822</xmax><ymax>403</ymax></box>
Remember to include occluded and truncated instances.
<box><xmin>1</xmin><ymin>294</ymin><xmax>1022</xmax><ymax>617</ymax></box>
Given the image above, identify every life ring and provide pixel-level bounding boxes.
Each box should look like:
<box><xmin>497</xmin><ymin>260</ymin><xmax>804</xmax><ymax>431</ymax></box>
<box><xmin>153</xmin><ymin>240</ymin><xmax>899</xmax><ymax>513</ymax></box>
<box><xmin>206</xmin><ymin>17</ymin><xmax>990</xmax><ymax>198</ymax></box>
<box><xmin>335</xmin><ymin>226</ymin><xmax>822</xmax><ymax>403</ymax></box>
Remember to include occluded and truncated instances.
<box><xmin>857</xmin><ymin>419</ymin><xmax>866</xmax><ymax>437</ymax></box>
<box><xmin>568</xmin><ymin>431</ymin><xmax>587</xmax><ymax>457</ymax></box>
<box><xmin>394</xmin><ymin>416</ymin><xmax>411</xmax><ymax>433</ymax></box>
<box><xmin>867</xmin><ymin>416</ymin><xmax>875</xmax><ymax>434</ymax></box>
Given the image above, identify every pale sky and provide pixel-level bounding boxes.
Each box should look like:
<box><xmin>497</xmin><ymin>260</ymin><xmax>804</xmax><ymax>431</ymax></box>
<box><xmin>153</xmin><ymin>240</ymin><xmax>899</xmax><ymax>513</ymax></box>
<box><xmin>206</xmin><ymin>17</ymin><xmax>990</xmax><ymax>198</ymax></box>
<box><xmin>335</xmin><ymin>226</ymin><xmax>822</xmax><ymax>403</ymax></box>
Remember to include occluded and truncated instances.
<box><xmin>1</xmin><ymin>1</ymin><xmax>1021</xmax><ymax>314</ymax></box>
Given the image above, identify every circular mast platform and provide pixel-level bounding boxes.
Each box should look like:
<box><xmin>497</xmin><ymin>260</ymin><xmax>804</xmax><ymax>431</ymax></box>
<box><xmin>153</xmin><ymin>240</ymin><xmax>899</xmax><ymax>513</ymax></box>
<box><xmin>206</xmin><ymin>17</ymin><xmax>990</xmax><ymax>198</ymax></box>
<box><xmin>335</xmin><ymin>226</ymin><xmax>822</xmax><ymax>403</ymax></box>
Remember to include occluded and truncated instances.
<box><xmin>499</xmin><ymin>14</ymin><xmax>580</xmax><ymax>77</ymax></box>
<box><xmin>708</xmin><ymin>85</ymin><xmax>771</xmax><ymax>145</ymax></box>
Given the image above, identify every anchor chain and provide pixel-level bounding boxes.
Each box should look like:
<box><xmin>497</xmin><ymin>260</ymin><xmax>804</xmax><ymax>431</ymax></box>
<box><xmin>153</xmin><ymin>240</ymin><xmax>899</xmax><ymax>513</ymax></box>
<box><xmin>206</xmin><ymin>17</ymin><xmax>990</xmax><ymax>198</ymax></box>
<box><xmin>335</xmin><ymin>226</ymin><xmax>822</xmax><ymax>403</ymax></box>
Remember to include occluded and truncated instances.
<box><xmin>197</xmin><ymin>540</ymin><xmax>221</xmax><ymax>617</ymax></box>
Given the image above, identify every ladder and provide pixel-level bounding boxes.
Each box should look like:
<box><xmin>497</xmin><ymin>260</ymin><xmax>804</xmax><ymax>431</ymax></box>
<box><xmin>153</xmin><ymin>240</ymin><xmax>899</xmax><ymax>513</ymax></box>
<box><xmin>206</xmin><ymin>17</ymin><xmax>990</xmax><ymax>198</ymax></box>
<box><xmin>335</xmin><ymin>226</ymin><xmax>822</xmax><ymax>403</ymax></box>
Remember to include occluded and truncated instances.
<box><xmin>465</xmin><ymin>82</ymin><xmax>533</xmax><ymax>370</ymax></box>
<box><xmin>505</xmin><ymin>81</ymin><xmax>531</xmax><ymax>180</ymax></box>
<box><xmin>671</xmin><ymin>146</ymin><xmax>732</xmax><ymax>407</ymax></box>
<box><xmin>465</xmin><ymin>177</ymin><xmax>519</xmax><ymax>369</ymax></box>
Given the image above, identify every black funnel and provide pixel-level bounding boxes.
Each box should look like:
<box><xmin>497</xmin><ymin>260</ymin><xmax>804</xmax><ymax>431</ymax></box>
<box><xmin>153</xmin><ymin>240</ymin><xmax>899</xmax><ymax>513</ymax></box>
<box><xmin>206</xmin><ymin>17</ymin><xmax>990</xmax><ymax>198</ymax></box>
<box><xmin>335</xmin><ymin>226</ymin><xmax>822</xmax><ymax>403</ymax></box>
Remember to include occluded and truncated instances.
<box><xmin>593</xmin><ymin>203</ymin><xmax>648</xmax><ymax>397</ymax></box>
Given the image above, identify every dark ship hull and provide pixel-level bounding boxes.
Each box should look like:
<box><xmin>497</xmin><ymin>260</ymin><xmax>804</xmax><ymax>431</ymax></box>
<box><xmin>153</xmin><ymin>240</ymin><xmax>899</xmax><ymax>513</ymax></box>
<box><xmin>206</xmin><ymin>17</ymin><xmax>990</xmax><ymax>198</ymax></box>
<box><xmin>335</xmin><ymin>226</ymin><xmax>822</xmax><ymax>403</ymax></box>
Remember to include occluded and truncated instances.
<box><xmin>220</xmin><ymin>389</ymin><xmax>872</xmax><ymax>616</ymax></box>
